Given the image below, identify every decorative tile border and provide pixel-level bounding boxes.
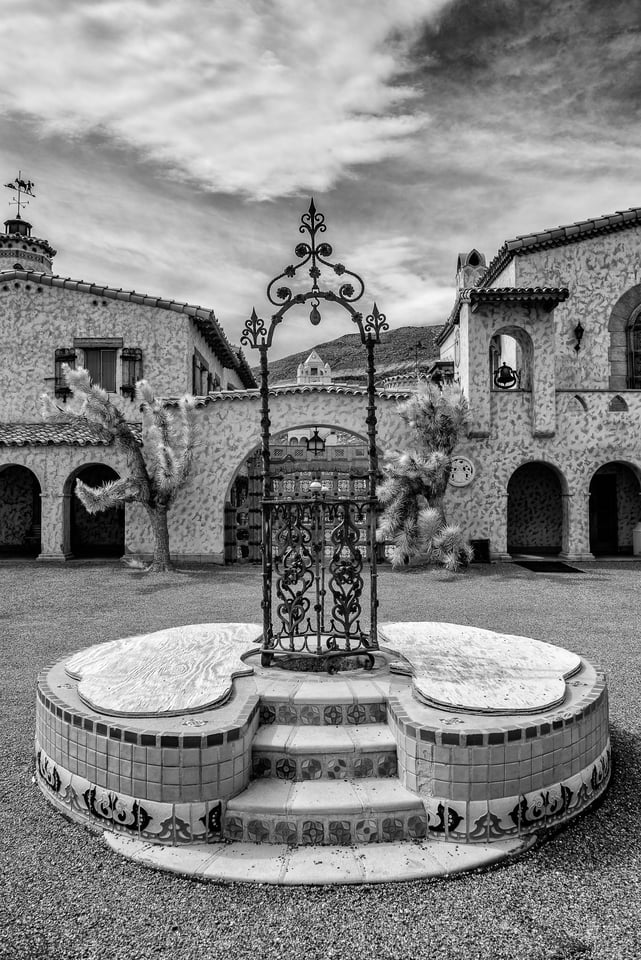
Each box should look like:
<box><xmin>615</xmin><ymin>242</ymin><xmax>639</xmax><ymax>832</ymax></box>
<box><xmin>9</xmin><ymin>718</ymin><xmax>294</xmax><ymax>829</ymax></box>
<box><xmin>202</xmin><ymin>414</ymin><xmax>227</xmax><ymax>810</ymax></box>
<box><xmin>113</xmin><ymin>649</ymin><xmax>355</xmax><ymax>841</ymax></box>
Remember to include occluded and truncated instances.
<box><xmin>251</xmin><ymin>751</ymin><xmax>398</xmax><ymax>781</ymax></box>
<box><xmin>259</xmin><ymin>700</ymin><xmax>387</xmax><ymax>726</ymax></box>
<box><xmin>35</xmin><ymin>745</ymin><xmax>223</xmax><ymax>845</ymax></box>
<box><xmin>222</xmin><ymin>808</ymin><xmax>428</xmax><ymax>846</ymax></box>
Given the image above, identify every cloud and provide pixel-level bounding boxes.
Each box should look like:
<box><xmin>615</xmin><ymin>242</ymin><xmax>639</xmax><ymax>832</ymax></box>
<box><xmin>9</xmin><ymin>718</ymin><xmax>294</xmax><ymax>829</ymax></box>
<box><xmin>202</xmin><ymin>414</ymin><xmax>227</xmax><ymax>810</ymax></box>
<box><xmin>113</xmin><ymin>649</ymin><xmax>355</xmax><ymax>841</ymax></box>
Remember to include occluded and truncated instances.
<box><xmin>0</xmin><ymin>0</ymin><xmax>451</xmax><ymax>200</ymax></box>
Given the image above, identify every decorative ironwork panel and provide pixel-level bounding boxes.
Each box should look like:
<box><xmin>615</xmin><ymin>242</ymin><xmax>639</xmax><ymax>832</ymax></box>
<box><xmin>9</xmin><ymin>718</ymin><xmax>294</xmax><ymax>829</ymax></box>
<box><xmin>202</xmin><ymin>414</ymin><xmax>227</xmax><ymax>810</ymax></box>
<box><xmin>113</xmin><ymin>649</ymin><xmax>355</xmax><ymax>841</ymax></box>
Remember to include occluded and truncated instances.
<box><xmin>240</xmin><ymin>200</ymin><xmax>387</xmax><ymax>668</ymax></box>
<box><xmin>264</xmin><ymin>497</ymin><xmax>373</xmax><ymax>659</ymax></box>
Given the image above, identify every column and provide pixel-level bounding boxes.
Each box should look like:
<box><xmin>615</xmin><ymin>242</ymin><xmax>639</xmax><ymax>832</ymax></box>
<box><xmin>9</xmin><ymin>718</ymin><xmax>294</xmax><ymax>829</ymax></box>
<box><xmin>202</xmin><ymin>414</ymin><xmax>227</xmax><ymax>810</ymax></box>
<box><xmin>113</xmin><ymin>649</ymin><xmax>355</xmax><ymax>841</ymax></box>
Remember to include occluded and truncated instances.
<box><xmin>37</xmin><ymin>493</ymin><xmax>73</xmax><ymax>561</ymax></box>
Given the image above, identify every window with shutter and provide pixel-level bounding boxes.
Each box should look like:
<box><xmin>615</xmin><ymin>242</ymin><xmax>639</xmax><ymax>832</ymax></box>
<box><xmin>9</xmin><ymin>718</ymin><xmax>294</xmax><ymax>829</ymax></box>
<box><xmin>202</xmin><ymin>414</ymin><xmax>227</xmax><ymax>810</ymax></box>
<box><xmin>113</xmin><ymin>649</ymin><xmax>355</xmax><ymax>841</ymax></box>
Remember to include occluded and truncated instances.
<box><xmin>120</xmin><ymin>348</ymin><xmax>142</xmax><ymax>398</ymax></box>
<box><xmin>54</xmin><ymin>348</ymin><xmax>77</xmax><ymax>399</ymax></box>
<box><xmin>84</xmin><ymin>348</ymin><xmax>117</xmax><ymax>391</ymax></box>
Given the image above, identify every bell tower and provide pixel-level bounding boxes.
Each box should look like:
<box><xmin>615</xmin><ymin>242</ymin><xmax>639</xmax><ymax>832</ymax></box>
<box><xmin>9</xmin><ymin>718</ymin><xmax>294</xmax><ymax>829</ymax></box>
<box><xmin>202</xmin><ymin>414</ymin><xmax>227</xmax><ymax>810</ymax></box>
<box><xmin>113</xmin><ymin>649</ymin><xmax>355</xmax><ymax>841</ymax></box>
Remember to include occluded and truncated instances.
<box><xmin>1</xmin><ymin>174</ymin><xmax>56</xmax><ymax>275</ymax></box>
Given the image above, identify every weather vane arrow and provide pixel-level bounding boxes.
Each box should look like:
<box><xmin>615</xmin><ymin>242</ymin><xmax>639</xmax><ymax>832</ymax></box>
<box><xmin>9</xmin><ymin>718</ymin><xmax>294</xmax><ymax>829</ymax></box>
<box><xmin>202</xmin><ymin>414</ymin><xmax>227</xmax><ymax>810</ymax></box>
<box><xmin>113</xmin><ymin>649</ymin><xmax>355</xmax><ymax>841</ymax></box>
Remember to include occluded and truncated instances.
<box><xmin>5</xmin><ymin>171</ymin><xmax>36</xmax><ymax>217</ymax></box>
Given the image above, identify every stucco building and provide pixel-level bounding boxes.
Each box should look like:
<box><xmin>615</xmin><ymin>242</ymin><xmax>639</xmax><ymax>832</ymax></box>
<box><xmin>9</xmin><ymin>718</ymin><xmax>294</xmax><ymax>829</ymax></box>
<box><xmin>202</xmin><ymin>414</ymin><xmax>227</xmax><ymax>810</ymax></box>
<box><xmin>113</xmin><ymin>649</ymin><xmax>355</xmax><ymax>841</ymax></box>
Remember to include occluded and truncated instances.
<box><xmin>0</xmin><ymin>212</ymin><xmax>256</xmax><ymax>560</ymax></box>
<box><xmin>437</xmin><ymin>208</ymin><xmax>641</xmax><ymax>560</ymax></box>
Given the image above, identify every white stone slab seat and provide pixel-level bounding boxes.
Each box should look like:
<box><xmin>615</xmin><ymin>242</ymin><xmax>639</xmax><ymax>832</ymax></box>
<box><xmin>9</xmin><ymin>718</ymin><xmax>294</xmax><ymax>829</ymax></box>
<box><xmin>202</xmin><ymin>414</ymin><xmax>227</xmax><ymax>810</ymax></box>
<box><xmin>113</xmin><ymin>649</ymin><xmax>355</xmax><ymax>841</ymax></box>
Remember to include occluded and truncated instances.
<box><xmin>65</xmin><ymin>622</ymin><xmax>262</xmax><ymax>717</ymax></box>
<box><xmin>378</xmin><ymin>622</ymin><xmax>582</xmax><ymax>714</ymax></box>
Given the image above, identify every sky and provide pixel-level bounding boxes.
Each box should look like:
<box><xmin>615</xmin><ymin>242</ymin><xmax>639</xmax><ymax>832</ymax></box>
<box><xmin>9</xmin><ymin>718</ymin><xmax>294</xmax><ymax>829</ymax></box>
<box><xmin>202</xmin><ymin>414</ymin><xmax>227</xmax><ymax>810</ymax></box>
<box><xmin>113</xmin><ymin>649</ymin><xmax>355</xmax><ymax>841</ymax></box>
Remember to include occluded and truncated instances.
<box><xmin>1</xmin><ymin>0</ymin><xmax>641</xmax><ymax>360</ymax></box>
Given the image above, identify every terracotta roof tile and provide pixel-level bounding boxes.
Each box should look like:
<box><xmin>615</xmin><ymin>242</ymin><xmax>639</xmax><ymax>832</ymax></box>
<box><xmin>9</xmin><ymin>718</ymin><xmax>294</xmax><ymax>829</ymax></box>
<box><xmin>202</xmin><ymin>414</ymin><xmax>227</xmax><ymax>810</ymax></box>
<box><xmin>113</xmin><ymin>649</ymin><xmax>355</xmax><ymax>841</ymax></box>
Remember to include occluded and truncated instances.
<box><xmin>0</xmin><ymin>421</ymin><xmax>142</xmax><ymax>446</ymax></box>
<box><xmin>481</xmin><ymin>206</ymin><xmax>641</xmax><ymax>285</ymax></box>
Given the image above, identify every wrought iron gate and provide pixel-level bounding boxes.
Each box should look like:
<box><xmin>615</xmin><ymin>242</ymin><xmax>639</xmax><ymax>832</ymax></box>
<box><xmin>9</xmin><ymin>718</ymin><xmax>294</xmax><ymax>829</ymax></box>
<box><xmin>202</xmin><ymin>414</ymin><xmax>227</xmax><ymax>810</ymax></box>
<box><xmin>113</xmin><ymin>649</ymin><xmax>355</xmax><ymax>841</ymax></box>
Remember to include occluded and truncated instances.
<box><xmin>241</xmin><ymin>201</ymin><xmax>388</xmax><ymax>668</ymax></box>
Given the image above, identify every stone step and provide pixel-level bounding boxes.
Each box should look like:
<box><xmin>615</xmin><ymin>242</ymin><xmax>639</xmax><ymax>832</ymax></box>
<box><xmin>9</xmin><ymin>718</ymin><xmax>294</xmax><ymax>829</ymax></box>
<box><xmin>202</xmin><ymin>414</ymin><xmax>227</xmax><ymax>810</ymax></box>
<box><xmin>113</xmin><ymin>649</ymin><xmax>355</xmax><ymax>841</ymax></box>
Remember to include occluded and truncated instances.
<box><xmin>251</xmin><ymin>723</ymin><xmax>398</xmax><ymax>781</ymax></box>
<box><xmin>258</xmin><ymin>677</ymin><xmax>389</xmax><ymax>726</ymax></box>
<box><xmin>224</xmin><ymin>777</ymin><xmax>426</xmax><ymax>845</ymax></box>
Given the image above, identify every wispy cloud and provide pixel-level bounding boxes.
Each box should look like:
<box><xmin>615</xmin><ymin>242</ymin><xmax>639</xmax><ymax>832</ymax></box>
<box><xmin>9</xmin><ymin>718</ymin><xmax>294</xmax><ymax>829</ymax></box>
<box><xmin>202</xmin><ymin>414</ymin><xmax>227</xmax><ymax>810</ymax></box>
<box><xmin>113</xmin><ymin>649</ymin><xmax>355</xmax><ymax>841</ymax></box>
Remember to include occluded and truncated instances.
<box><xmin>0</xmin><ymin>0</ymin><xmax>448</xmax><ymax>200</ymax></box>
<box><xmin>2</xmin><ymin>0</ymin><xmax>641</xmax><ymax>363</ymax></box>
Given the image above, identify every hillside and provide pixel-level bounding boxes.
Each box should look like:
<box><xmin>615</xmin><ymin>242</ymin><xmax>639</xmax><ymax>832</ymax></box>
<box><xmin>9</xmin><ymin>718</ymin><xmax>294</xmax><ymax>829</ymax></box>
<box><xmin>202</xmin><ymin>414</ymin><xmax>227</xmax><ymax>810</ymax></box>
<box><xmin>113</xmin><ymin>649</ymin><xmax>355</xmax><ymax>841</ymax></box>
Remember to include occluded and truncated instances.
<box><xmin>261</xmin><ymin>324</ymin><xmax>445</xmax><ymax>384</ymax></box>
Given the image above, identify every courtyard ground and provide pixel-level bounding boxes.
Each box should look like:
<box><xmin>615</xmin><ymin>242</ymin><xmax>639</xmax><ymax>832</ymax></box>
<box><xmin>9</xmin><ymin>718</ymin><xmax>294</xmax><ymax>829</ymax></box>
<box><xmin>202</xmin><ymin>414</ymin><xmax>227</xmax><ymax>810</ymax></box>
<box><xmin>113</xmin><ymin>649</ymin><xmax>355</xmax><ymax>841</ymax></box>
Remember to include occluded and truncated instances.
<box><xmin>1</xmin><ymin>559</ymin><xmax>640</xmax><ymax>960</ymax></box>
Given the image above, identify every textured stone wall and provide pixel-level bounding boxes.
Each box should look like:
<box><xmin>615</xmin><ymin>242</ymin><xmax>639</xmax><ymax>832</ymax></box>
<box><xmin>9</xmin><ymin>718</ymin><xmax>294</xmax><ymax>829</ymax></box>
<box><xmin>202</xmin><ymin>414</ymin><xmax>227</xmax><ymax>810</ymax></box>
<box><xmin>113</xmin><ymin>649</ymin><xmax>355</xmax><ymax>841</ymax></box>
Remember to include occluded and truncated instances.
<box><xmin>447</xmin><ymin>390</ymin><xmax>641</xmax><ymax>558</ymax></box>
<box><xmin>125</xmin><ymin>388</ymin><xmax>414</xmax><ymax>562</ymax></box>
<box><xmin>0</xmin><ymin>281</ymin><xmax>243</xmax><ymax>420</ymax></box>
<box><xmin>462</xmin><ymin>300</ymin><xmax>556</xmax><ymax>438</ymax></box>
<box><xmin>512</xmin><ymin>231</ymin><xmax>641</xmax><ymax>389</ymax></box>
<box><xmin>187</xmin><ymin>323</ymin><xmax>245</xmax><ymax>392</ymax></box>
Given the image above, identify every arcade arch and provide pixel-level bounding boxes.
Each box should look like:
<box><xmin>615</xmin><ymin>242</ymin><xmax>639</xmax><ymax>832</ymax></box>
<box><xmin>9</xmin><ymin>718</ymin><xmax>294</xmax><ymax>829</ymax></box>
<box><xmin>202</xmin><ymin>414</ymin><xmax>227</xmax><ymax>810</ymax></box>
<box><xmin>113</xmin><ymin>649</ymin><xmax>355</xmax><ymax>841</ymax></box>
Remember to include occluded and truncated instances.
<box><xmin>0</xmin><ymin>464</ymin><xmax>42</xmax><ymax>555</ymax></box>
<box><xmin>224</xmin><ymin>423</ymin><xmax>374</xmax><ymax>564</ymax></box>
<box><xmin>589</xmin><ymin>462</ymin><xmax>641</xmax><ymax>555</ymax></box>
<box><xmin>65</xmin><ymin>463</ymin><xmax>125</xmax><ymax>558</ymax></box>
<box><xmin>507</xmin><ymin>461</ymin><xmax>566</xmax><ymax>555</ymax></box>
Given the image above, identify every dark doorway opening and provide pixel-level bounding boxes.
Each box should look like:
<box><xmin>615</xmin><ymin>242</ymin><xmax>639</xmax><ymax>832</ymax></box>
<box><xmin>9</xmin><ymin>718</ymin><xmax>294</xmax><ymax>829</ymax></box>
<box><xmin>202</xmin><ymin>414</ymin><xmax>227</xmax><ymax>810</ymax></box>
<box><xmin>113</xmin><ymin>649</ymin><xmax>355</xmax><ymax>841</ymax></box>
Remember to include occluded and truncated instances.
<box><xmin>589</xmin><ymin>463</ymin><xmax>641</xmax><ymax>555</ymax></box>
<box><xmin>70</xmin><ymin>465</ymin><xmax>124</xmax><ymax>557</ymax></box>
<box><xmin>0</xmin><ymin>465</ymin><xmax>41</xmax><ymax>556</ymax></box>
<box><xmin>507</xmin><ymin>462</ymin><xmax>563</xmax><ymax>555</ymax></box>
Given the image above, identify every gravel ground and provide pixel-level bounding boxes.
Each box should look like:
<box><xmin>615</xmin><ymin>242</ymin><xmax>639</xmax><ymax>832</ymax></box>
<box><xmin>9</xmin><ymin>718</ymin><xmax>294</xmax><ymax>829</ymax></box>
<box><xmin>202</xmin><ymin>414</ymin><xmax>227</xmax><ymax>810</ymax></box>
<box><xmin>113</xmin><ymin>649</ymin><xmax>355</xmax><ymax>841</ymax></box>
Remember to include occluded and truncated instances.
<box><xmin>2</xmin><ymin>559</ymin><xmax>640</xmax><ymax>960</ymax></box>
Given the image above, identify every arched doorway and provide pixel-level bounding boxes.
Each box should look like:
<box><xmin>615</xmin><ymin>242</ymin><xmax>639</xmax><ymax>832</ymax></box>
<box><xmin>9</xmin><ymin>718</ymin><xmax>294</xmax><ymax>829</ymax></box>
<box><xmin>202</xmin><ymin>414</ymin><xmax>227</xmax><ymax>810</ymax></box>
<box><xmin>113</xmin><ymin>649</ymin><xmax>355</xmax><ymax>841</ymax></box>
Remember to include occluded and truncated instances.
<box><xmin>507</xmin><ymin>462</ymin><xmax>563</xmax><ymax>555</ymax></box>
<box><xmin>224</xmin><ymin>426</ymin><xmax>372</xmax><ymax>564</ymax></box>
<box><xmin>0</xmin><ymin>465</ymin><xmax>41</xmax><ymax>556</ymax></box>
<box><xmin>69</xmin><ymin>465</ymin><xmax>125</xmax><ymax>557</ymax></box>
<box><xmin>589</xmin><ymin>462</ymin><xmax>641</xmax><ymax>555</ymax></box>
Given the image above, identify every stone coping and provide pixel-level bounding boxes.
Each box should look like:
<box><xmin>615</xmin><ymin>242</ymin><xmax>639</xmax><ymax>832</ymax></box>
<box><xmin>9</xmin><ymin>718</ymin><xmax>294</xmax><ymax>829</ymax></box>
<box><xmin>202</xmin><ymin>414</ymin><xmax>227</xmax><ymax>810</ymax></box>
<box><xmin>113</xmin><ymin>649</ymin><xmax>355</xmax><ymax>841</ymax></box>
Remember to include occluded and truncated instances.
<box><xmin>38</xmin><ymin>644</ymin><xmax>607</xmax><ymax>751</ymax></box>
<box><xmin>104</xmin><ymin>832</ymin><xmax>537</xmax><ymax>885</ymax></box>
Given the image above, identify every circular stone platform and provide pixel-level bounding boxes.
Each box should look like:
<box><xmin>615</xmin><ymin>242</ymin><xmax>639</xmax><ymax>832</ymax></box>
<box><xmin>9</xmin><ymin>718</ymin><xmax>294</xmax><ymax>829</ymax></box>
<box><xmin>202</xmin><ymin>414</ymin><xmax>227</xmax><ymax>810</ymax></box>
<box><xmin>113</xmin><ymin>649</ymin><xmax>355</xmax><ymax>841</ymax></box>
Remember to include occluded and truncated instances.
<box><xmin>35</xmin><ymin>622</ymin><xmax>611</xmax><ymax>885</ymax></box>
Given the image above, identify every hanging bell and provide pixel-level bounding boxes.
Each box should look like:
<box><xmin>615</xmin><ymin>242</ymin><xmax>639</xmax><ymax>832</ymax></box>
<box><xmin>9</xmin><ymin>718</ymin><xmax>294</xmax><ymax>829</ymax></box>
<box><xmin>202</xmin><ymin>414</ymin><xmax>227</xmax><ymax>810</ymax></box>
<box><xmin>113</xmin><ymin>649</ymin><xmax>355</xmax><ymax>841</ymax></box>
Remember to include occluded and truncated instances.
<box><xmin>493</xmin><ymin>362</ymin><xmax>518</xmax><ymax>390</ymax></box>
<box><xmin>310</xmin><ymin>300</ymin><xmax>321</xmax><ymax>325</ymax></box>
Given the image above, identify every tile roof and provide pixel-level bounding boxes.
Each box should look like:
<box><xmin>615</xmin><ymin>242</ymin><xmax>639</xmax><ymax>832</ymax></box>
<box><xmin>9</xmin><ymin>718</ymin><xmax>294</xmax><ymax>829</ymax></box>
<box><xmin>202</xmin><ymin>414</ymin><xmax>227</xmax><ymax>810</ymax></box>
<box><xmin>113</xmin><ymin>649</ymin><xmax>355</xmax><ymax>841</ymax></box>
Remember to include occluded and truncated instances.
<box><xmin>0</xmin><ymin>421</ymin><xmax>142</xmax><ymax>446</ymax></box>
<box><xmin>461</xmin><ymin>287</ymin><xmax>570</xmax><ymax>309</ymax></box>
<box><xmin>165</xmin><ymin>383</ymin><xmax>411</xmax><ymax>406</ymax></box>
<box><xmin>481</xmin><ymin>207</ymin><xmax>641</xmax><ymax>286</ymax></box>
<box><xmin>436</xmin><ymin>287</ymin><xmax>570</xmax><ymax>346</ymax></box>
<box><xmin>0</xmin><ymin>269</ymin><xmax>257</xmax><ymax>389</ymax></box>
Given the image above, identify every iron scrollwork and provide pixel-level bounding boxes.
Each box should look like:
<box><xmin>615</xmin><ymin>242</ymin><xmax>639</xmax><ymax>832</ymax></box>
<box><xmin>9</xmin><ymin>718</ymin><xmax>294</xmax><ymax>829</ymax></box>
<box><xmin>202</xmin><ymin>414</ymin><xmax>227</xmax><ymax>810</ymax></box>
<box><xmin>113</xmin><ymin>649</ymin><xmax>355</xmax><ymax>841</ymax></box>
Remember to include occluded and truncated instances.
<box><xmin>241</xmin><ymin>200</ymin><xmax>383</xmax><ymax>669</ymax></box>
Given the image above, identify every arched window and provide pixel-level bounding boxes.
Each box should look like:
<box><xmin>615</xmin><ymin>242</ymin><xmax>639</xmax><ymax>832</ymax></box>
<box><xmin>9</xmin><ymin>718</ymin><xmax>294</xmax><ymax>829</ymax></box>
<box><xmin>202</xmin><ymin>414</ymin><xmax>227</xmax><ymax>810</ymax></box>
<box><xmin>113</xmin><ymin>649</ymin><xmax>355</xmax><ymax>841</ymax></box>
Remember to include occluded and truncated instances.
<box><xmin>627</xmin><ymin>308</ymin><xmax>641</xmax><ymax>388</ymax></box>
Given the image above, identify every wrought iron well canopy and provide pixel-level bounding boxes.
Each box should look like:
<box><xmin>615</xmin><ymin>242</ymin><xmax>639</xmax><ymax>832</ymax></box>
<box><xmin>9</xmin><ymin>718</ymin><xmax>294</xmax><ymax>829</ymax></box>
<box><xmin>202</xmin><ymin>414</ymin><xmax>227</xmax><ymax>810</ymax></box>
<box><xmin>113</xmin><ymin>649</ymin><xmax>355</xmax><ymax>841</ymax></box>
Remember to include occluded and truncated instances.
<box><xmin>241</xmin><ymin>200</ymin><xmax>388</xmax><ymax>669</ymax></box>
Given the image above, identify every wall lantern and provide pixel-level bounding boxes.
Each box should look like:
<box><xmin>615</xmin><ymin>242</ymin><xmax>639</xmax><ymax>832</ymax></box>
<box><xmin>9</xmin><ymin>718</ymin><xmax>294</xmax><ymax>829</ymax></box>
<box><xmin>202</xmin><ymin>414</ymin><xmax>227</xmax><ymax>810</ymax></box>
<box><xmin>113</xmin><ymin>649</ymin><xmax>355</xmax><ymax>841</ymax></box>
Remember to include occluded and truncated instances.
<box><xmin>574</xmin><ymin>321</ymin><xmax>585</xmax><ymax>353</ymax></box>
<box><xmin>306</xmin><ymin>427</ymin><xmax>326</xmax><ymax>457</ymax></box>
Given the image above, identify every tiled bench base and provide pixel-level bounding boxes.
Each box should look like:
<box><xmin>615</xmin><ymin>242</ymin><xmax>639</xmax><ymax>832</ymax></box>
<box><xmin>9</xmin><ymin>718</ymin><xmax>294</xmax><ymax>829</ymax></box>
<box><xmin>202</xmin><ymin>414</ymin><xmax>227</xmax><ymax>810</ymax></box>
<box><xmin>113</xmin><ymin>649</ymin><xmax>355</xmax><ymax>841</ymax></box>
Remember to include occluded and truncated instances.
<box><xmin>35</xmin><ymin>740</ymin><xmax>611</xmax><ymax>847</ymax></box>
<box><xmin>35</xmin><ymin>623</ymin><xmax>612</xmax><ymax>862</ymax></box>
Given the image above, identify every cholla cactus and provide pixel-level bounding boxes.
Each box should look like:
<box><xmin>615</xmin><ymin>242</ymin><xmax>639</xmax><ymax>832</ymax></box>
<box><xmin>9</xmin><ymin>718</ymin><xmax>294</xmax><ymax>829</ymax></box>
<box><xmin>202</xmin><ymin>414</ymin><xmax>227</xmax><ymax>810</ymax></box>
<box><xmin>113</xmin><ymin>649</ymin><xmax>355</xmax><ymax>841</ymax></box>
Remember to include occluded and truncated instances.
<box><xmin>41</xmin><ymin>366</ymin><xmax>196</xmax><ymax>572</ymax></box>
<box><xmin>376</xmin><ymin>381</ymin><xmax>473</xmax><ymax>571</ymax></box>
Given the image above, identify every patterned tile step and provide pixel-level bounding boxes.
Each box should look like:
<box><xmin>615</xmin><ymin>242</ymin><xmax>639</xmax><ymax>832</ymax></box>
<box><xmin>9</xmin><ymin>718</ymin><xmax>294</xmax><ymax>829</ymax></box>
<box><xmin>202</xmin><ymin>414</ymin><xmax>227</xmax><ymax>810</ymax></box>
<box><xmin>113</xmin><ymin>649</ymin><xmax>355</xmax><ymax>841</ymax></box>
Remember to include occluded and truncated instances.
<box><xmin>252</xmin><ymin>723</ymin><xmax>398</xmax><ymax>780</ymax></box>
<box><xmin>106</xmin><ymin>832</ymin><xmax>536</xmax><ymax>885</ymax></box>
<box><xmin>259</xmin><ymin>699</ymin><xmax>387</xmax><ymax>726</ymax></box>
<box><xmin>224</xmin><ymin>777</ymin><xmax>425</xmax><ymax>844</ymax></box>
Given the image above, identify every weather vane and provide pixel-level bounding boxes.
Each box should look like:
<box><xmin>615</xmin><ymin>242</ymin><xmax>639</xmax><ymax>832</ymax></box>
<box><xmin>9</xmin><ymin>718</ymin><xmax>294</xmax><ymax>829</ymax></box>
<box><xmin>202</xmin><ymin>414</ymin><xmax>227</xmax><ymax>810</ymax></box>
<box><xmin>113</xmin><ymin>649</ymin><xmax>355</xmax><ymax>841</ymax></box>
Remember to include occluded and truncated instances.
<box><xmin>4</xmin><ymin>171</ymin><xmax>36</xmax><ymax>217</ymax></box>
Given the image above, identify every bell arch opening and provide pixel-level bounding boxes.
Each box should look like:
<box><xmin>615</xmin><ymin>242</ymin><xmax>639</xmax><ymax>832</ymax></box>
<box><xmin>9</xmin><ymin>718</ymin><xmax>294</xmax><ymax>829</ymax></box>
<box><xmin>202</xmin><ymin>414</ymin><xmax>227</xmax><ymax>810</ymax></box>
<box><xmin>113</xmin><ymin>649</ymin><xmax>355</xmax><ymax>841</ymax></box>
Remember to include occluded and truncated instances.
<box><xmin>489</xmin><ymin>326</ymin><xmax>533</xmax><ymax>392</ymax></box>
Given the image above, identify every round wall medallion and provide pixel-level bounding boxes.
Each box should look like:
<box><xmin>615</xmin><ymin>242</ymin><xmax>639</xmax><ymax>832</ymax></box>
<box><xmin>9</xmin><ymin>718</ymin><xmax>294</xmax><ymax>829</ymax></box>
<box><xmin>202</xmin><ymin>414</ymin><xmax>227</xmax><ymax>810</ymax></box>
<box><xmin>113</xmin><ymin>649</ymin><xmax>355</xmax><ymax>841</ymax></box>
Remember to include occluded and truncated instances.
<box><xmin>449</xmin><ymin>456</ymin><xmax>475</xmax><ymax>487</ymax></box>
